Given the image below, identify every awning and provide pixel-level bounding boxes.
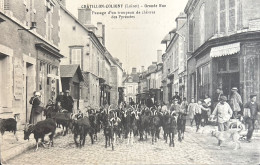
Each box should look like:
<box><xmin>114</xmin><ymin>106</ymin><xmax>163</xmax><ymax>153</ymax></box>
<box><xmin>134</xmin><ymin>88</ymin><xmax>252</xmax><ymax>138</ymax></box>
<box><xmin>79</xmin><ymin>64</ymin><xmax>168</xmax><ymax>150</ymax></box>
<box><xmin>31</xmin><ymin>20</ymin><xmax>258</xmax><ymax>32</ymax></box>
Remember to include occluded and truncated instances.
<box><xmin>210</xmin><ymin>42</ymin><xmax>240</xmax><ymax>58</ymax></box>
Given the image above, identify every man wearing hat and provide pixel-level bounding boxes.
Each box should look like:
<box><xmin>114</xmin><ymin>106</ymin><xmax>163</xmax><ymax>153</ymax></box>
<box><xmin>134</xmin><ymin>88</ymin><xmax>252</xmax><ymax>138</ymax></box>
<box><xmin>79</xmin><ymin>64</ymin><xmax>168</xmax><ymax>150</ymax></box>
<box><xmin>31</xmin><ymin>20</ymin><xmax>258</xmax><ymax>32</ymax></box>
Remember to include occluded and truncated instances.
<box><xmin>172</xmin><ymin>92</ymin><xmax>181</xmax><ymax>104</ymax></box>
<box><xmin>63</xmin><ymin>90</ymin><xmax>74</xmax><ymax>113</ymax></box>
<box><xmin>244</xmin><ymin>94</ymin><xmax>259</xmax><ymax>142</ymax></box>
<box><xmin>230</xmin><ymin>87</ymin><xmax>243</xmax><ymax>118</ymax></box>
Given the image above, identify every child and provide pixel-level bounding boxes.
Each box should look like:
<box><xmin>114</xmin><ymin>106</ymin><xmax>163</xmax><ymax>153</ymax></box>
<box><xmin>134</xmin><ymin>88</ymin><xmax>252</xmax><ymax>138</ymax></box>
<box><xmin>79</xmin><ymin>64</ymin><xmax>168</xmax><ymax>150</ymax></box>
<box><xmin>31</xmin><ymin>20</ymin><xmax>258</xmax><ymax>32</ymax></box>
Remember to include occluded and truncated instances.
<box><xmin>187</xmin><ymin>98</ymin><xmax>197</xmax><ymax>126</ymax></box>
<box><xmin>194</xmin><ymin>100</ymin><xmax>202</xmax><ymax>132</ymax></box>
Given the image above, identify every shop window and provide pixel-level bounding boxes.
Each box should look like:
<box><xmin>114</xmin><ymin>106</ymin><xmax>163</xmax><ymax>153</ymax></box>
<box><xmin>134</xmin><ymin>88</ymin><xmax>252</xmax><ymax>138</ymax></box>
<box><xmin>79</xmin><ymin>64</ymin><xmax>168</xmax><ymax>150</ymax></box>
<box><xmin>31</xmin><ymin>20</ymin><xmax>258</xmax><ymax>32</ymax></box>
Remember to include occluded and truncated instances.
<box><xmin>229</xmin><ymin>57</ymin><xmax>239</xmax><ymax>71</ymax></box>
<box><xmin>218</xmin><ymin>58</ymin><xmax>227</xmax><ymax>72</ymax></box>
<box><xmin>198</xmin><ymin>63</ymin><xmax>210</xmax><ymax>98</ymax></box>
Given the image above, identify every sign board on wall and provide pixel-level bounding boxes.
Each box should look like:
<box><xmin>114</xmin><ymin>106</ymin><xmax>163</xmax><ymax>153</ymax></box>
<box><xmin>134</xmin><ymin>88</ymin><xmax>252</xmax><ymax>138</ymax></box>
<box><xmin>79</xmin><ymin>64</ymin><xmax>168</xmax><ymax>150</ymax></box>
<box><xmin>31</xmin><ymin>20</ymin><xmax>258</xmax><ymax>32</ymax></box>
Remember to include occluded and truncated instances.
<box><xmin>14</xmin><ymin>59</ymin><xmax>23</xmax><ymax>100</ymax></box>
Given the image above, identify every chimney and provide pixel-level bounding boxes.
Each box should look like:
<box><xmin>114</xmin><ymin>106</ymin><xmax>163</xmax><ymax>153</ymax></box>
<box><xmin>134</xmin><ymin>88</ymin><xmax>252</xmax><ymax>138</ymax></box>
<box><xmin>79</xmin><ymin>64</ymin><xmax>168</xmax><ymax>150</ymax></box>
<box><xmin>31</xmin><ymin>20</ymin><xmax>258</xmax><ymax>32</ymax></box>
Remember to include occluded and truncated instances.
<box><xmin>176</xmin><ymin>12</ymin><xmax>186</xmax><ymax>30</ymax></box>
<box><xmin>97</xmin><ymin>22</ymin><xmax>103</xmax><ymax>43</ymax></box>
<box><xmin>102</xmin><ymin>24</ymin><xmax>105</xmax><ymax>46</ymax></box>
<box><xmin>157</xmin><ymin>50</ymin><xmax>162</xmax><ymax>63</ymax></box>
<box><xmin>59</xmin><ymin>0</ymin><xmax>66</xmax><ymax>7</ymax></box>
<box><xmin>132</xmin><ymin>67</ymin><xmax>137</xmax><ymax>74</ymax></box>
<box><xmin>78</xmin><ymin>8</ymin><xmax>91</xmax><ymax>25</ymax></box>
<box><xmin>141</xmin><ymin>66</ymin><xmax>145</xmax><ymax>72</ymax></box>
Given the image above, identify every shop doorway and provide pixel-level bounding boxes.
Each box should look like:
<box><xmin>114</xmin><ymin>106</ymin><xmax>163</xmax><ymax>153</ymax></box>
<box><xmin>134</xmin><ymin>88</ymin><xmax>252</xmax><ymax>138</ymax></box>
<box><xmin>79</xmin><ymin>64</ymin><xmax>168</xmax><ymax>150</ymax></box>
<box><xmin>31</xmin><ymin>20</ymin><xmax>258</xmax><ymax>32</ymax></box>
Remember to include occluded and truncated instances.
<box><xmin>219</xmin><ymin>72</ymin><xmax>240</xmax><ymax>99</ymax></box>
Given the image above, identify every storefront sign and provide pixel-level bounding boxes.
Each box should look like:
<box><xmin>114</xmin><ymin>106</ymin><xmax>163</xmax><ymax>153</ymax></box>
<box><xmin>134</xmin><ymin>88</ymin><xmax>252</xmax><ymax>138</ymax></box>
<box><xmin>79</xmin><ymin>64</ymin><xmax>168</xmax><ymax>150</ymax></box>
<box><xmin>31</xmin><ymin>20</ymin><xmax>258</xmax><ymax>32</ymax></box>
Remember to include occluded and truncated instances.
<box><xmin>14</xmin><ymin>63</ymin><xmax>23</xmax><ymax>100</ymax></box>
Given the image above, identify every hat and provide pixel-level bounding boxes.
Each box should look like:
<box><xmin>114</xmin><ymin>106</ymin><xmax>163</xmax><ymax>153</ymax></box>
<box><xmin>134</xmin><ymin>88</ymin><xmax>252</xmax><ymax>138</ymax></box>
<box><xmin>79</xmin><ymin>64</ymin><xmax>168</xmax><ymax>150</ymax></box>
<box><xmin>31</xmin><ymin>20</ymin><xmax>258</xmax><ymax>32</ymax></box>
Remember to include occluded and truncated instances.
<box><xmin>35</xmin><ymin>92</ymin><xmax>41</xmax><ymax>96</ymax></box>
<box><xmin>250</xmin><ymin>94</ymin><xmax>257</xmax><ymax>99</ymax></box>
<box><xmin>220</xmin><ymin>96</ymin><xmax>227</xmax><ymax>101</ymax></box>
<box><xmin>175</xmin><ymin>92</ymin><xmax>178</xmax><ymax>93</ymax></box>
<box><xmin>65</xmin><ymin>90</ymin><xmax>70</xmax><ymax>93</ymax></box>
<box><xmin>231</xmin><ymin>87</ymin><xmax>238</xmax><ymax>91</ymax></box>
<box><xmin>173</xmin><ymin>98</ymin><xmax>178</xmax><ymax>101</ymax></box>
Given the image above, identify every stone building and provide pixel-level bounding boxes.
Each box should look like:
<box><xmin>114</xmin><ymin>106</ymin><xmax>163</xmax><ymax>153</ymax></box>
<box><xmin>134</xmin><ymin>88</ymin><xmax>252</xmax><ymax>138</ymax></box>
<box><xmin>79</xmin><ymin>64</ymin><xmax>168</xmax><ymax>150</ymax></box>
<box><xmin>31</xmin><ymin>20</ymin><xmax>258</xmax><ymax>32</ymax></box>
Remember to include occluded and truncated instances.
<box><xmin>161</xmin><ymin>12</ymin><xmax>188</xmax><ymax>104</ymax></box>
<box><xmin>0</xmin><ymin>0</ymin><xmax>63</xmax><ymax>125</ymax></box>
<box><xmin>123</xmin><ymin>68</ymin><xmax>139</xmax><ymax>104</ymax></box>
<box><xmin>185</xmin><ymin>0</ymin><xmax>260</xmax><ymax>103</ymax></box>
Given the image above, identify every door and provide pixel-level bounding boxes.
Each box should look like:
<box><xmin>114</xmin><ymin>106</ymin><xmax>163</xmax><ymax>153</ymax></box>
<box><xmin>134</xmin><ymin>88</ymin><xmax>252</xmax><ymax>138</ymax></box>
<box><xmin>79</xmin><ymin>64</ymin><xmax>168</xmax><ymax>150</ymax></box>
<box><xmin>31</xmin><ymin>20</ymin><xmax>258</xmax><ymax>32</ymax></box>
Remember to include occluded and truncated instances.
<box><xmin>221</xmin><ymin>72</ymin><xmax>239</xmax><ymax>99</ymax></box>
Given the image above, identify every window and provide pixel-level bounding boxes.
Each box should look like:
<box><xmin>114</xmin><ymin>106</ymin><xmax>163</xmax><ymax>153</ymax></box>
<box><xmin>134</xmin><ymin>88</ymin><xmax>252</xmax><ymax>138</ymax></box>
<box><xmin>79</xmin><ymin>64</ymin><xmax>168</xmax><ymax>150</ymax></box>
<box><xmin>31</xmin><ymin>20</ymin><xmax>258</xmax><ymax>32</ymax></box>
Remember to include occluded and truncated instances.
<box><xmin>70</xmin><ymin>48</ymin><xmax>82</xmax><ymax>68</ymax></box>
<box><xmin>46</xmin><ymin>0</ymin><xmax>53</xmax><ymax>41</ymax></box>
<box><xmin>218</xmin><ymin>0</ymin><xmax>237</xmax><ymax>34</ymax></box>
<box><xmin>217</xmin><ymin>56</ymin><xmax>239</xmax><ymax>72</ymax></box>
<box><xmin>188</xmin><ymin>16</ymin><xmax>194</xmax><ymax>52</ymax></box>
<box><xmin>0</xmin><ymin>0</ymin><xmax>10</xmax><ymax>10</ymax></box>
<box><xmin>198</xmin><ymin>63</ymin><xmax>210</xmax><ymax>98</ymax></box>
<box><xmin>200</xmin><ymin>3</ymin><xmax>205</xmax><ymax>45</ymax></box>
<box><xmin>128</xmin><ymin>86</ymin><xmax>133</xmax><ymax>94</ymax></box>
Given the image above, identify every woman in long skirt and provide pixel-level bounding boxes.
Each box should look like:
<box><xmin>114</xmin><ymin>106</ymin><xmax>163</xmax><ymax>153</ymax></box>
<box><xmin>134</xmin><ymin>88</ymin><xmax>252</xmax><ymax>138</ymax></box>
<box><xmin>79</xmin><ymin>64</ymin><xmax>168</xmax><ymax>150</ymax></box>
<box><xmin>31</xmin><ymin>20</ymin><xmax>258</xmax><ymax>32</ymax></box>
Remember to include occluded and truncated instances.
<box><xmin>29</xmin><ymin>92</ymin><xmax>43</xmax><ymax>124</ymax></box>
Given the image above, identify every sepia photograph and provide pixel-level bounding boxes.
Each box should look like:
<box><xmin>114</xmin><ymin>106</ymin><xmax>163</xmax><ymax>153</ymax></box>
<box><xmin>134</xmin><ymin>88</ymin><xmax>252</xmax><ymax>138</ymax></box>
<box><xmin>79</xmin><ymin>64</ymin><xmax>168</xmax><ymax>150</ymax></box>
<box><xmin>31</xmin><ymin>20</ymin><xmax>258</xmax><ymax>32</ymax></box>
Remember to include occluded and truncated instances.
<box><xmin>0</xmin><ymin>0</ymin><xmax>260</xmax><ymax>164</ymax></box>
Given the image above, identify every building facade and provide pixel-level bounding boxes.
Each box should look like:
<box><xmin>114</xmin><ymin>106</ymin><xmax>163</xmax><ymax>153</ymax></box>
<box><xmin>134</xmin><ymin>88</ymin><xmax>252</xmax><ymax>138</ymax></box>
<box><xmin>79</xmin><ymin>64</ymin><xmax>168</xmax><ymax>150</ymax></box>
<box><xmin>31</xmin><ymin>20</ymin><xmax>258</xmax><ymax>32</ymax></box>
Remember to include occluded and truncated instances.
<box><xmin>123</xmin><ymin>68</ymin><xmax>139</xmax><ymax>104</ymax></box>
<box><xmin>185</xmin><ymin>0</ymin><xmax>260</xmax><ymax>103</ymax></box>
<box><xmin>0</xmin><ymin>0</ymin><xmax>62</xmax><ymax>126</ymax></box>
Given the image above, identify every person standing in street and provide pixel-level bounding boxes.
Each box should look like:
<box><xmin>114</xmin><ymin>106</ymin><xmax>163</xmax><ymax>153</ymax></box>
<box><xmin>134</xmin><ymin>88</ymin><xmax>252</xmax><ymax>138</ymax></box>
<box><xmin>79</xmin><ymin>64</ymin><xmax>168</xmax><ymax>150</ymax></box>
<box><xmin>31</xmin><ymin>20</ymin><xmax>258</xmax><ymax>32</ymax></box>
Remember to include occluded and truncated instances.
<box><xmin>170</xmin><ymin>98</ymin><xmax>180</xmax><ymax>115</ymax></box>
<box><xmin>172</xmin><ymin>92</ymin><xmax>181</xmax><ymax>104</ymax></box>
<box><xmin>211</xmin><ymin>96</ymin><xmax>233</xmax><ymax>146</ymax></box>
<box><xmin>230</xmin><ymin>87</ymin><xmax>243</xmax><ymax>118</ymax></box>
<box><xmin>180</xmin><ymin>97</ymin><xmax>189</xmax><ymax>114</ymax></box>
<box><xmin>194</xmin><ymin>99</ymin><xmax>202</xmax><ymax>132</ymax></box>
<box><xmin>244</xmin><ymin>94</ymin><xmax>259</xmax><ymax>142</ymax></box>
<box><xmin>29</xmin><ymin>91</ymin><xmax>43</xmax><ymax>124</ymax></box>
<box><xmin>188</xmin><ymin>98</ymin><xmax>197</xmax><ymax>126</ymax></box>
<box><xmin>64</xmin><ymin>90</ymin><xmax>74</xmax><ymax>113</ymax></box>
<box><xmin>56</xmin><ymin>91</ymin><xmax>65</xmax><ymax>108</ymax></box>
<box><xmin>212</xmin><ymin>88</ymin><xmax>223</xmax><ymax>109</ymax></box>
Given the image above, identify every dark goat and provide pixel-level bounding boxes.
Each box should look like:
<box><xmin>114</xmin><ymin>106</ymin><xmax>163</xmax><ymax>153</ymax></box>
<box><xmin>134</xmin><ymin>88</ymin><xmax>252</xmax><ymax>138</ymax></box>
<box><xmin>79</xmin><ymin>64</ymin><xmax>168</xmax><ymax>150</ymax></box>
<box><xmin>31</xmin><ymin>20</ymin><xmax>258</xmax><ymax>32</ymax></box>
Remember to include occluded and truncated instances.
<box><xmin>72</xmin><ymin>117</ymin><xmax>94</xmax><ymax>148</ymax></box>
<box><xmin>24</xmin><ymin>118</ymin><xmax>56</xmax><ymax>151</ymax></box>
<box><xmin>0</xmin><ymin>118</ymin><xmax>18</xmax><ymax>141</ymax></box>
<box><xmin>177</xmin><ymin>113</ymin><xmax>187</xmax><ymax>142</ymax></box>
<box><xmin>52</xmin><ymin>112</ymin><xmax>72</xmax><ymax>136</ymax></box>
<box><xmin>164</xmin><ymin>114</ymin><xmax>177</xmax><ymax>147</ymax></box>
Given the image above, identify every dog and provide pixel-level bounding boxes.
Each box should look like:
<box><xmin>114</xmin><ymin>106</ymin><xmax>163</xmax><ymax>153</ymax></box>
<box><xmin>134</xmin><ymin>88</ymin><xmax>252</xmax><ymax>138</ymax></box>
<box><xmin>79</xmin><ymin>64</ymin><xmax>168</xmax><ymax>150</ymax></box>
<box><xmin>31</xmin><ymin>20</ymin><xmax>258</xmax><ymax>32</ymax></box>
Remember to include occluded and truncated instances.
<box><xmin>211</xmin><ymin>126</ymin><xmax>244</xmax><ymax>150</ymax></box>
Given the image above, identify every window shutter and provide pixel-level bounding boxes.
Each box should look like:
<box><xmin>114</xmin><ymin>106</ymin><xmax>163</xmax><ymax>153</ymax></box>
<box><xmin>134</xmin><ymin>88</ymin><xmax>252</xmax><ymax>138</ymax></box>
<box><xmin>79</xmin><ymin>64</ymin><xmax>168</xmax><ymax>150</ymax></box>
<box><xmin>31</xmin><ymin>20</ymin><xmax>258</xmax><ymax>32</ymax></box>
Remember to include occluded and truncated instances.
<box><xmin>188</xmin><ymin>18</ymin><xmax>194</xmax><ymax>52</ymax></box>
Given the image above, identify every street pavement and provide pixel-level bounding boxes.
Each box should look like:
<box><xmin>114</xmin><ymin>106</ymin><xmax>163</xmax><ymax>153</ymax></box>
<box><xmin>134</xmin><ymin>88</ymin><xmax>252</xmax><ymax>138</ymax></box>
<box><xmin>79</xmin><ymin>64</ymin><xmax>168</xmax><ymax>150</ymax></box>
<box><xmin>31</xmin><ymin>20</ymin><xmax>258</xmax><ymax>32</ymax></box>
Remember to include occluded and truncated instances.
<box><xmin>6</xmin><ymin>126</ymin><xmax>260</xmax><ymax>165</ymax></box>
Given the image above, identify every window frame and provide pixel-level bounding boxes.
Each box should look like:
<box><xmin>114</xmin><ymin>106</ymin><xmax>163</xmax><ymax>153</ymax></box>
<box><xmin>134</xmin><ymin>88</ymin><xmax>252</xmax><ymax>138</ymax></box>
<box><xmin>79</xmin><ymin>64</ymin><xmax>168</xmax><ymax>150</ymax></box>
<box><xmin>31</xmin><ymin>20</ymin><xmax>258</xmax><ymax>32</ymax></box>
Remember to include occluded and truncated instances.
<box><xmin>70</xmin><ymin>46</ymin><xmax>83</xmax><ymax>69</ymax></box>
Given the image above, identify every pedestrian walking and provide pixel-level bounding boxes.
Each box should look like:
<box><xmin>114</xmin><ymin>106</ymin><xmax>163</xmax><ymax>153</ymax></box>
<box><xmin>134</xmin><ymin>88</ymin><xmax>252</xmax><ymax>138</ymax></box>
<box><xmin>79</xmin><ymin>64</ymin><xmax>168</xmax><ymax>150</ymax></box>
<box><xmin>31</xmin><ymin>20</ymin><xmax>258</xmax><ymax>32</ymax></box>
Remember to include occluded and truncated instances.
<box><xmin>170</xmin><ymin>98</ymin><xmax>180</xmax><ymax>114</ymax></box>
<box><xmin>211</xmin><ymin>95</ymin><xmax>233</xmax><ymax>146</ymax></box>
<box><xmin>230</xmin><ymin>87</ymin><xmax>243</xmax><ymax>118</ymax></box>
<box><xmin>202</xmin><ymin>94</ymin><xmax>211</xmax><ymax>125</ymax></box>
<box><xmin>244</xmin><ymin>94</ymin><xmax>259</xmax><ymax>142</ymax></box>
<box><xmin>63</xmin><ymin>90</ymin><xmax>74</xmax><ymax>113</ymax></box>
<box><xmin>194</xmin><ymin>99</ymin><xmax>202</xmax><ymax>132</ymax></box>
<box><xmin>29</xmin><ymin>91</ymin><xmax>43</xmax><ymax>124</ymax></box>
<box><xmin>187</xmin><ymin>98</ymin><xmax>197</xmax><ymax>126</ymax></box>
<box><xmin>180</xmin><ymin>97</ymin><xmax>189</xmax><ymax>114</ymax></box>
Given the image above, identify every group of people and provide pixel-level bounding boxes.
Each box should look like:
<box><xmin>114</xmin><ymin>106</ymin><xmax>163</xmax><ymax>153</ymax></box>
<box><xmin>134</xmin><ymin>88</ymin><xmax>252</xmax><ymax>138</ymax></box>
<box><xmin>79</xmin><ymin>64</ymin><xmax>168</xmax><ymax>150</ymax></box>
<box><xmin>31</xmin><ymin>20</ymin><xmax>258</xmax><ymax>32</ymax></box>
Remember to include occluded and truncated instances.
<box><xmin>146</xmin><ymin>89</ymin><xmax>259</xmax><ymax>143</ymax></box>
<box><xmin>29</xmin><ymin>90</ymin><xmax>74</xmax><ymax>125</ymax></box>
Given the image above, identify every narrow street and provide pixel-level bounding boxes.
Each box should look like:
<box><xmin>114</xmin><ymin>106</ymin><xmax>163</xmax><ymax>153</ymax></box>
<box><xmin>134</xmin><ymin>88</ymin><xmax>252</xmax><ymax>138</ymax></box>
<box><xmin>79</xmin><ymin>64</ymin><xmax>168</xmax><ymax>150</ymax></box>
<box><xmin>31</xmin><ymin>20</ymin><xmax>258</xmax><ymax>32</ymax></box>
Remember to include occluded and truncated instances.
<box><xmin>7</xmin><ymin>126</ymin><xmax>260</xmax><ymax>165</ymax></box>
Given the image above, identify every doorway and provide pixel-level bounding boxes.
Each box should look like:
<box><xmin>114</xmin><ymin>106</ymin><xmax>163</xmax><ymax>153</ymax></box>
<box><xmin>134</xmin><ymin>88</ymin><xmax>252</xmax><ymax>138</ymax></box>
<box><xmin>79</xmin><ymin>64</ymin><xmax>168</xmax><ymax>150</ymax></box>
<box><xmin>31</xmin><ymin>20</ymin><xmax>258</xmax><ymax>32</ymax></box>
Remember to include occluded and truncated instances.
<box><xmin>26</xmin><ymin>62</ymin><xmax>33</xmax><ymax>122</ymax></box>
<box><xmin>219</xmin><ymin>72</ymin><xmax>240</xmax><ymax>99</ymax></box>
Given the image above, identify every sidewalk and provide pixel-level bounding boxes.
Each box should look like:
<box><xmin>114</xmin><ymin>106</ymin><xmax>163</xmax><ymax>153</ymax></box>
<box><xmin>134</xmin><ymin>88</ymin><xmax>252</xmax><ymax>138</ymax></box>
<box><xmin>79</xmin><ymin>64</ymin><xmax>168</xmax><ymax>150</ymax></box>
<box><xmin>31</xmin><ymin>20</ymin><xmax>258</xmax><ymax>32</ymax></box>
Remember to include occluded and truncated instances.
<box><xmin>1</xmin><ymin>127</ymin><xmax>64</xmax><ymax>161</ymax></box>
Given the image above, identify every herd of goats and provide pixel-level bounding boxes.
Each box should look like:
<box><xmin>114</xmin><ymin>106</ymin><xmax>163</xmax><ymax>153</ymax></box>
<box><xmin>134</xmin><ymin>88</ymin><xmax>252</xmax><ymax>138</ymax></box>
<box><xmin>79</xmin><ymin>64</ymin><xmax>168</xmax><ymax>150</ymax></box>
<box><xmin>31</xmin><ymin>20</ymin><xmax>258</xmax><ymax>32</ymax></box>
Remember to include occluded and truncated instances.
<box><xmin>1</xmin><ymin>104</ymin><xmax>187</xmax><ymax>151</ymax></box>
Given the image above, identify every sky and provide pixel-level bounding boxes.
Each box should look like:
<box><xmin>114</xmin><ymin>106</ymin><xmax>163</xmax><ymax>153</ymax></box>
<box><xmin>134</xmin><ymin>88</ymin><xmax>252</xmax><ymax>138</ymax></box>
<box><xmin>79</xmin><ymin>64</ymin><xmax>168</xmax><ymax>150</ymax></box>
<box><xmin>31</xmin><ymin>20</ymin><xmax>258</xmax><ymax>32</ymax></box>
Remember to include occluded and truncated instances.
<box><xmin>66</xmin><ymin>0</ymin><xmax>188</xmax><ymax>73</ymax></box>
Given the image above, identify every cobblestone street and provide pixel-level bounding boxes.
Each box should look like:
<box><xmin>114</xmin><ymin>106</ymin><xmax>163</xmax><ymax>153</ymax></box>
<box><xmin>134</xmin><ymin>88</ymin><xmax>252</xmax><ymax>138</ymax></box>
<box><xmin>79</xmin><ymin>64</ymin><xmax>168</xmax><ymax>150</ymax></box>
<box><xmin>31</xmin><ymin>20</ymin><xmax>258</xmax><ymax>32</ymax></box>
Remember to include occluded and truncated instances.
<box><xmin>7</xmin><ymin>126</ymin><xmax>260</xmax><ymax>165</ymax></box>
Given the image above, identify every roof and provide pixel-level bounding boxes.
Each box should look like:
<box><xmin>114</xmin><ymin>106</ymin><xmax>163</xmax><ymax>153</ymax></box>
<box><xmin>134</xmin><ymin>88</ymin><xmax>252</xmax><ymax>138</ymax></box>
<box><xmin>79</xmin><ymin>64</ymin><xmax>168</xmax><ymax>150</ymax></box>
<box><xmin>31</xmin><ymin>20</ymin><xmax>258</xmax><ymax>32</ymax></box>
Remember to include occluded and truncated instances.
<box><xmin>123</xmin><ymin>73</ymin><xmax>140</xmax><ymax>83</ymax></box>
<box><xmin>169</xmin><ymin>28</ymin><xmax>177</xmax><ymax>34</ymax></box>
<box><xmin>60</xmin><ymin>64</ymin><xmax>83</xmax><ymax>81</ymax></box>
<box><xmin>161</xmin><ymin>33</ymin><xmax>171</xmax><ymax>44</ymax></box>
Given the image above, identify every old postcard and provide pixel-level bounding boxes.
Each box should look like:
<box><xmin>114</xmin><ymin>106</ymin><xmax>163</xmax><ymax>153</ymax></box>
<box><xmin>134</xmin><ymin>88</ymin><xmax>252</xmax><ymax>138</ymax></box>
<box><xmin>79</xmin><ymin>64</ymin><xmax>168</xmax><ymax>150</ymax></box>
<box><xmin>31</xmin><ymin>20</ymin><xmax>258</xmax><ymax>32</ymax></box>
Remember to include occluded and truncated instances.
<box><xmin>0</xmin><ymin>0</ymin><xmax>260</xmax><ymax>164</ymax></box>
